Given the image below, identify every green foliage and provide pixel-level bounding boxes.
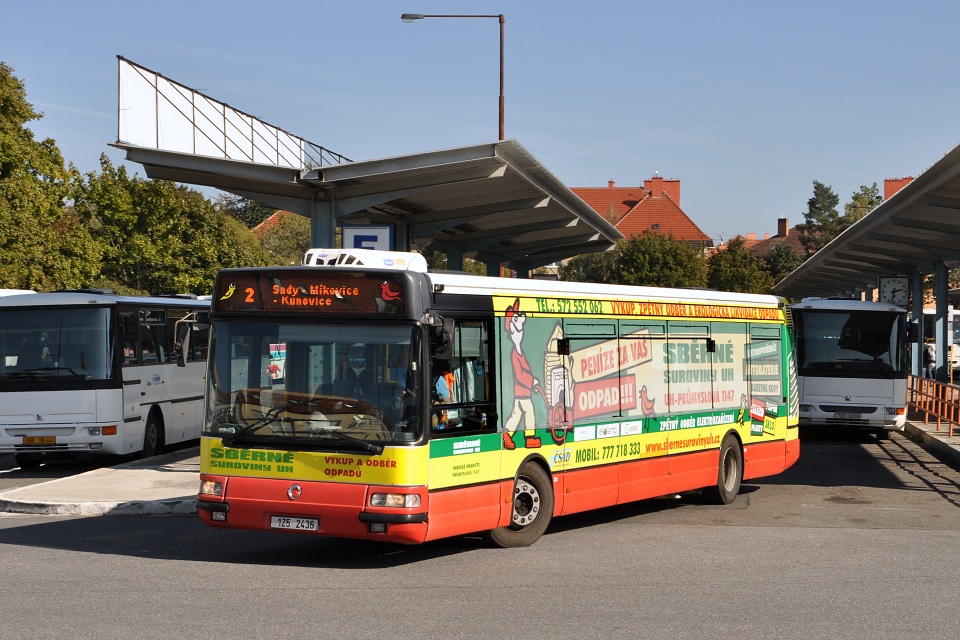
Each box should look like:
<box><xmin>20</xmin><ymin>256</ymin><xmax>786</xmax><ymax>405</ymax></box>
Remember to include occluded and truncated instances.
<box><xmin>617</xmin><ymin>232</ymin><xmax>708</xmax><ymax>288</ymax></box>
<box><xmin>844</xmin><ymin>183</ymin><xmax>882</xmax><ymax>225</ymax></box>
<box><xmin>258</xmin><ymin>212</ymin><xmax>311</xmax><ymax>266</ymax></box>
<box><xmin>417</xmin><ymin>249</ymin><xmax>487</xmax><ymax>275</ymax></box>
<box><xmin>707</xmin><ymin>237</ymin><xmax>774</xmax><ymax>294</ymax></box>
<box><xmin>71</xmin><ymin>155</ymin><xmax>268</xmax><ymax>295</ymax></box>
<box><xmin>560</xmin><ymin>232</ymin><xmax>708</xmax><ymax>288</ymax></box>
<box><xmin>217</xmin><ymin>193</ymin><xmax>275</xmax><ymax>229</ymax></box>
<box><xmin>0</xmin><ymin>62</ymin><xmax>101</xmax><ymax>290</ymax></box>
<box><xmin>795</xmin><ymin>180</ymin><xmax>842</xmax><ymax>256</ymax></box>
<box><xmin>558</xmin><ymin>249</ymin><xmax>616</xmax><ymax>283</ymax></box>
<box><xmin>762</xmin><ymin>243</ymin><xmax>804</xmax><ymax>286</ymax></box>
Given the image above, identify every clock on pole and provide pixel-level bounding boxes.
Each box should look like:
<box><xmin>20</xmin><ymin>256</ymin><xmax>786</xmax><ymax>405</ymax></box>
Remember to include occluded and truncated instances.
<box><xmin>878</xmin><ymin>276</ymin><xmax>909</xmax><ymax>306</ymax></box>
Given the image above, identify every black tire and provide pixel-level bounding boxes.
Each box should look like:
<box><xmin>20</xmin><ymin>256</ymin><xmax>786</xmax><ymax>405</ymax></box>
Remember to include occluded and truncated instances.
<box><xmin>15</xmin><ymin>453</ymin><xmax>44</xmax><ymax>469</ymax></box>
<box><xmin>141</xmin><ymin>411</ymin><xmax>164</xmax><ymax>458</ymax></box>
<box><xmin>702</xmin><ymin>433</ymin><xmax>742</xmax><ymax>505</ymax></box>
<box><xmin>488</xmin><ymin>462</ymin><xmax>554</xmax><ymax>548</ymax></box>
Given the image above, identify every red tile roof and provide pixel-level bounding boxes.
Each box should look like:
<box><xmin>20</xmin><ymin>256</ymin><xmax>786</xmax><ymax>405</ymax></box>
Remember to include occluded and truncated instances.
<box><xmin>251</xmin><ymin>210</ymin><xmax>296</xmax><ymax>239</ymax></box>
<box><xmin>747</xmin><ymin>226</ymin><xmax>805</xmax><ymax>257</ymax></box>
<box><xmin>572</xmin><ymin>176</ymin><xmax>711</xmax><ymax>246</ymax></box>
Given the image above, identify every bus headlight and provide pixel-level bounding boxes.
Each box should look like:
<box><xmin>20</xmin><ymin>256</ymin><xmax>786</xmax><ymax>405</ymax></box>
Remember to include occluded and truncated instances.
<box><xmin>799</xmin><ymin>404</ymin><xmax>811</xmax><ymax>413</ymax></box>
<box><xmin>370</xmin><ymin>493</ymin><xmax>420</xmax><ymax>508</ymax></box>
<box><xmin>199</xmin><ymin>479</ymin><xmax>223</xmax><ymax>496</ymax></box>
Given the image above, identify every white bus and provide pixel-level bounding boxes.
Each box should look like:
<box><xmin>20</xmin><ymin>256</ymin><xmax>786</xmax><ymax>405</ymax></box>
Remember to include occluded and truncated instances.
<box><xmin>792</xmin><ymin>297</ymin><xmax>913</xmax><ymax>439</ymax></box>
<box><xmin>0</xmin><ymin>290</ymin><xmax>209</xmax><ymax>467</ymax></box>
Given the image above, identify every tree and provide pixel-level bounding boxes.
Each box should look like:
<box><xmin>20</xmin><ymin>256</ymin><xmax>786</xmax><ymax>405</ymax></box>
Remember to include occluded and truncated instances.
<box><xmin>0</xmin><ymin>62</ymin><xmax>100</xmax><ymax>290</ymax></box>
<box><xmin>707</xmin><ymin>237</ymin><xmax>774</xmax><ymax>294</ymax></box>
<box><xmin>558</xmin><ymin>248</ymin><xmax>616</xmax><ymax>283</ymax></box>
<box><xmin>71</xmin><ymin>155</ymin><xmax>268</xmax><ymax>295</ymax></box>
<box><xmin>616</xmin><ymin>232</ymin><xmax>708</xmax><ymax>288</ymax></box>
<box><xmin>257</xmin><ymin>212</ymin><xmax>312</xmax><ymax>266</ymax></box>
<box><xmin>844</xmin><ymin>183</ymin><xmax>882</xmax><ymax>226</ymax></box>
<box><xmin>762</xmin><ymin>243</ymin><xmax>804</xmax><ymax>286</ymax></box>
<box><xmin>559</xmin><ymin>232</ymin><xmax>708</xmax><ymax>288</ymax></box>
<box><xmin>795</xmin><ymin>180</ymin><xmax>842</xmax><ymax>256</ymax></box>
<box><xmin>217</xmin><ymin>193</ymin><xmax>275</xmax><ymax>229</ymax></box>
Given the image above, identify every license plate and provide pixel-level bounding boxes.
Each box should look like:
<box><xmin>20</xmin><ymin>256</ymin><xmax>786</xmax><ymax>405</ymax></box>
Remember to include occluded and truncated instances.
<box><xmin>270</xmin><ymin>516</ymin><xmax>319</xmax><ymax>531</ymax></box>
<box><xmin>835</xmin><ymin>413</ymin><xmax>861</xmax><ymax>420</ymax></box>
<box><xmin>23</xmin><ymin>436</ymin><xmax>56</xmax><ymax>446</ymax></box>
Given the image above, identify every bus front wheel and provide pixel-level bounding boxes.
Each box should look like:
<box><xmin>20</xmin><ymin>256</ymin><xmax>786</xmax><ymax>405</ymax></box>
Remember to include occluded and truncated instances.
<box><xmin>15</xmin><ymin>453</ymin><xmax>43</xmax><ymax>469</ymax></box>
<box><xmin>488</xmin><ymin>462</ymin><xmax>554</xmax><ymax>548</ymax></box>
<box><xmin>702</xmin><ymin>433</ymin><xmax>742</xmax><ymax>505</ymax></box>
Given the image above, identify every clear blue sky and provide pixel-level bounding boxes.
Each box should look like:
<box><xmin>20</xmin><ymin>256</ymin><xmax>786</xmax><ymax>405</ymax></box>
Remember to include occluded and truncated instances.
<box><xmin>5</xmin><ymin>1</ymin><xmax>960</xmax><ymax>245</ymax></box>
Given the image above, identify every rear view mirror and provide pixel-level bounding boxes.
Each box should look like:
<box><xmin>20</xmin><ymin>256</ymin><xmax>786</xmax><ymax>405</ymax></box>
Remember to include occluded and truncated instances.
<box><xmin>175</xmin><ymin>323</ymin><xmax>191</xmax><ymax>367</ymax></box>
<box><xmin>433</xmin><ymin>317</ymin><xmax>455</xmax><ymax>360</ymax></box>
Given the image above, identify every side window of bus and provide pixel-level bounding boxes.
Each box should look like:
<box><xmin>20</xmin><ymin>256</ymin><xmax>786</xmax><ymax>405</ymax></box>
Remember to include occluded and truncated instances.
<box><xmin>138</xmin><ymin>309</ymin><xmax>167</xmax><ymax>363</ymax></box>
<box><xmin>432</xmin><ymin>319</ymin><xmax>495</xmax><ymax>433</ymax></box>
<box><xmin>139</xmin><ymin>324</ymin><xmax>159</xmax><ymax>363</ymax></box>
<box><xmin>189</xmin><ymin>323</ymin><xmax>209</xmax><ymax>362</ymax></box>
<box><xmin>121</xmin><ymin>313</ymin><xmax>138</xmax><ymax>366</ymax></box>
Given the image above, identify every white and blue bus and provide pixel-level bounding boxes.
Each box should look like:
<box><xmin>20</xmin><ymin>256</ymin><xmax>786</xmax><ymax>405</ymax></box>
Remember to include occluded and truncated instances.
<box><xmin>0</xmin><ymin>290</ymin><xmax>209</xmax><ymax>467</ymax></box>
<box><xmin>792</xmin><ymin>297</ymin><xmax>913</xmax><ymax>439</ymax></box>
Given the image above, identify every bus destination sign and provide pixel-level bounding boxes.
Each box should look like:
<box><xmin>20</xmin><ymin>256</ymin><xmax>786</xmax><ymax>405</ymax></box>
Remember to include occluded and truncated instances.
<box><xmin>214</xmin><ymin>270</ymin><xmax>407</xmax><ymax>315</ymax></box>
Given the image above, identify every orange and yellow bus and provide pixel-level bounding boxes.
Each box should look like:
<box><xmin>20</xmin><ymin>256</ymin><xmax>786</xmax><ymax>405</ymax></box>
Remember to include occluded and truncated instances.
<box><xmin>196</xmin><ymin>248</ymin><xmax>799</xmax><ymax>547</ymax></box>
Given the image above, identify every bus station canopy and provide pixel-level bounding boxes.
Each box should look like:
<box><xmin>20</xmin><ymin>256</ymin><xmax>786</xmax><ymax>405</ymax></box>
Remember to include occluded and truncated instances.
<box><xmin>774</xmin><ymin>142</ymin><xmax>960</xmax><ymax>301</ymax></box>
<box><xmin>112</xmin><ymin>139</ymin><xmax>622</xmax><ymax>274</ymax></box>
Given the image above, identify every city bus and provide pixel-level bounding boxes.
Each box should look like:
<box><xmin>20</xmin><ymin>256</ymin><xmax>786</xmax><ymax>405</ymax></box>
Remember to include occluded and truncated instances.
<box><xmin>0</xmin><ymin>290</ymin><xmax>210</xmax><ymax>467</ymax></box>
<box><xmin>792</xmin><ymin>297</ymin><xmax>912</xmax><ymax>438</ymax></box>
<box><xmin>196</xmin><ymin>248</ymin><xmax>800</xmax><ymax>547</ymax></box>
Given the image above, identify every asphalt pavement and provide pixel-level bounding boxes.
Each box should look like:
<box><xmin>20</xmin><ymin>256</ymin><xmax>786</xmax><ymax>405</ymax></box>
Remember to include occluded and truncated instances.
<box><xmin>1</xmin><ymin>420</ymin><xmax>959</xmax><ymax>517</ymax></box>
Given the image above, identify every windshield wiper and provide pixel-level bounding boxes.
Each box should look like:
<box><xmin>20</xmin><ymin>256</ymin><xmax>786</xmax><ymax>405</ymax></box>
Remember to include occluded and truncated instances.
<box><xmin>218</xmin><ymin>398</ymin><xmax>385</xmax><ymax>455</ymax></box>
<box><xmin>220</xmin><ymin>398</ymin><xmax>322</xmax><ymax>440</ymax></box>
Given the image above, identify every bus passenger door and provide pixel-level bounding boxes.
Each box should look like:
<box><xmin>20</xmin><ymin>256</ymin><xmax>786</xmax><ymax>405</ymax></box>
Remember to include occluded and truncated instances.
<box><xmin>119</xmin><ymin>311</ymin><xmax>144</xmax><ymax>454</ymax></box>
<box><xmin>557</xmin><ymin>320</ymin><xmax>620</xmax><ymax>514</ymax></box>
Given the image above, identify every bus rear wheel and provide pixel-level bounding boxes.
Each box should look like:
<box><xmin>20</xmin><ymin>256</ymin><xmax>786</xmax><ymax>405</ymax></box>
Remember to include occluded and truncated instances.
<box><xmin>702</xmin><ymin>433</ymin><xmax>742</xmax><ymax>505</ymax></box>
<box><xmin>488</xmin><ymin>462</ymin><xmax>554</xmax><ymax>548</ymax></box>
<box><xmin>141</xmin><ymin>411</ymin><xmax>164</xmax><ymax>458</ymax></box>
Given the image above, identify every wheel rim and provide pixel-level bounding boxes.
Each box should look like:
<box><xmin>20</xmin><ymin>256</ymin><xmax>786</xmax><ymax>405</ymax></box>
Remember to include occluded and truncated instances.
<box><xmin>511</xmin><ymin>476</ymin><xmax>541</xmax><ymax>527</ymax></box>
<box><xmin>146</xmin><ymin>421</ymin><xmax>158</xmax><ymax>451</ymax></box>
<box><xmin>720</xmin><ymin>447</ymin><xmax>737</xmax><ymax>492</ymax></box>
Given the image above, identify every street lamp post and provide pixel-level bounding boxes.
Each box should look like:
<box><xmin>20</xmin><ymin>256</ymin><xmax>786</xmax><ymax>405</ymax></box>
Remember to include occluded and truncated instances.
<box><xmin>401</xmin><ymin>13</ymin><xmax>505</xmax><ymax>141</ymax></box>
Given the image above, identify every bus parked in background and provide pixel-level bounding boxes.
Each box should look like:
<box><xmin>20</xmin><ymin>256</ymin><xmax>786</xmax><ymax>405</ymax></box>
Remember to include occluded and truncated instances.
<box><xmin>196</xmin><ymin>248</ymin><xmax>800</xmax><ymax>547</ymax></box>
<box><xmin>792</xmin><ymin>298</ymin><xmax>912</xmax><ymax>439</ymax></box>
<box><xmin>0</xmin><ymin>290</ymin><xmax>209</xmax><ymax>467</ymax></box>
<box><xmin>919</xmin><ymin>307</ymin><xmax>960</xmax><ymax>380</ymax></box>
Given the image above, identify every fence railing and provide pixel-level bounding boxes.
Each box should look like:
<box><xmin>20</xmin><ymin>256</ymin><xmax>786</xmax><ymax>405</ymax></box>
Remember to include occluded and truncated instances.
<box><xmin>117</xmin><ymin>57</ymin><xmax>351</xmax><ymax>170</ymax></box>
<box><xmin>908</xmin><ymin>375</ymin><xmax>960</xmax><ymax>437</ymax></box>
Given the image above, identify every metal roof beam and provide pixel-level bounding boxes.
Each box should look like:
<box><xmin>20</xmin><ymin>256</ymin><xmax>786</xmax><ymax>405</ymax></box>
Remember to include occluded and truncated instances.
<box><xmin>438</xmin><ymin>219</ymin><xmax>579</xmax><ymax>251</ymax></box>
<box><xmin>924</xmin><ymin>194</ymin><xmax>960</xmax><ymax>210</ymax></box>
<box><xmin>409</xmin><ymin>198</ymin><xmax>551</xmax><ymax>237</ymax></box>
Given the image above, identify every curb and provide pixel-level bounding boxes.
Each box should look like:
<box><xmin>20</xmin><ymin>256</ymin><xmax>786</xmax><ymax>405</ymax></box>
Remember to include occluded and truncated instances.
<box><xmin>0</xmin><ymin>496</ymin><xmax>197</xmax><ymax>516</ymax></box>
<box><xmin>0</xmin><ymin>447</ymin><xmax>200</xmax><ymax>516</ymax></box>
<box><xmin>903</xmin><ymin>421</ymin><xmax>960</xmax><ymax>468</ymax></box>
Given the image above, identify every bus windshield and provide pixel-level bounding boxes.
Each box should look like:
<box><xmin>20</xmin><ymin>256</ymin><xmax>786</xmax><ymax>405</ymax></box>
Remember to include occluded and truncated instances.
<box><xmin>795</xmin><ymin>309</ymin><xmax>905</xmax><ymax>378</ymax></box>
<box><xmin>0</xmin><ymin>306</ymin><xmax>114</xmax><ymax>384</ymax></box>
<box><xmin>204</xmin><ymin>320</ymin><xmax>423</xmax><ymax>449</ymax></box>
